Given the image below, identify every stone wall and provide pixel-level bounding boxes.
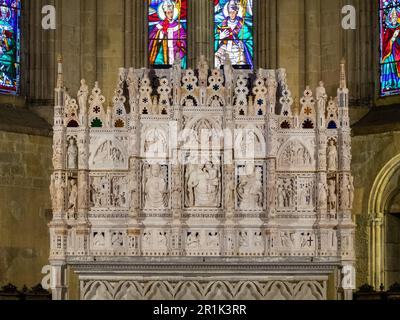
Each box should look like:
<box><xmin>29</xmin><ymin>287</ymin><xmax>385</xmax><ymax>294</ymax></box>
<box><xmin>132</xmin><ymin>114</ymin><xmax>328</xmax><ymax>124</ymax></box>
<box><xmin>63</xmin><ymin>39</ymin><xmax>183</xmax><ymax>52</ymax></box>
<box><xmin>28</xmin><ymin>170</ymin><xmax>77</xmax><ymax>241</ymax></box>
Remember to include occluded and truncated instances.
<box><xmin>0</xmin><ymin>131</ymin><xmax>52</xmax><ymax>288</ymax></box>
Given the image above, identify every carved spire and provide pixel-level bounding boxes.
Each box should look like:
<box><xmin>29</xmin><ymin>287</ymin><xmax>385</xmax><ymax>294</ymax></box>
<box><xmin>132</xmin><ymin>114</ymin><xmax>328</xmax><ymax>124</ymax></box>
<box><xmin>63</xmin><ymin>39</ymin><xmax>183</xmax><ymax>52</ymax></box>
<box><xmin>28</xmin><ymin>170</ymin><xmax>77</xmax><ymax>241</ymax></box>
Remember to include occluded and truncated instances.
<box><xmin>57</xmin><ymin>54</ymin><xmax>64</xmax><ymax>89</ymax></box>
<box><xmin>340</xmin><ymin>58</ymin><xmax>347</xmax><ymax>90</ymax></box>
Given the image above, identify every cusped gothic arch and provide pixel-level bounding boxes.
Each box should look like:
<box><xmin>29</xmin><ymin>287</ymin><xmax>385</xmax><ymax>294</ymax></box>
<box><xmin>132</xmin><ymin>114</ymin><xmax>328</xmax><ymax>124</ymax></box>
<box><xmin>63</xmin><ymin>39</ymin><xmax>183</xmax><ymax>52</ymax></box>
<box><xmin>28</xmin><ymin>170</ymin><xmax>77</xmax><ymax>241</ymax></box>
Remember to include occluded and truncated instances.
<box><xmin>180</xmin><ymin>116</ymin><xmax>223</xmax><ymax>151</ymax></box>
<box><xmin>235</xmin><ymin>125</ymin><xmax>266</xmax><ymax>159</ymax></box>
<box><xmin>181</xmin><ymin>94</ymin><xmax>199</xmax><ymax>107</ymax></box>
<box><xmin>368</xmin><ymin>154</ymin><xmax>400</xmax><ymax>218</ymax></box>
<box><xmin>368</xmin><ymin>153</ymin><xmax>400</xmax><ymax>289</ymax></box>
<box><xmin>142</xmin><ymin>127</ymin><xmax>168</xmax><ymax>157</ymax></box>
<box><xmin>277</xmin><ymin>139</ymin><xmax>314</xmax><ymax>170</ymax></box>
<box><xmin>90</xmin><ymin>138</ymin><xmax>127</xmax><ymax>170</ymax></box>
<box><xmin>207</xmin><ymin>94</ymin><xmax>226</xmax><ymax>107</ymax></box>
<box><xmin>83</xmin><ymin>281</ymin><xmax>113</xmax><ymax>300</ymax></box>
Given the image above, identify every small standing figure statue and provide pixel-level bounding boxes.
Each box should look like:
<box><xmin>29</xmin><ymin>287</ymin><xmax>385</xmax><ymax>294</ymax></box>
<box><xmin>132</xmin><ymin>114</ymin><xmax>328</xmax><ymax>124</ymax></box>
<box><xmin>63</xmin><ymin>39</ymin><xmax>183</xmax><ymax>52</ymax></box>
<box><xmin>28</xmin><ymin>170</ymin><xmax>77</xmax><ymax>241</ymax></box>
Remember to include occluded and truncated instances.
<box><xmin>197</xmin><ymin>54</ymin><xmax>209</xmax><ymax>86</ymax></box>
<box><xmin>78</xmin><ymin>79</ymin><xmax>89</xmax><ymax>125</ymax></box>
<box><xmin>68</xmin><ymin>179</ymin><xmax>78</xmax><ymax>220</ymax></box>
<box><xmin>223</xmin><ymin>53</ymin><xmax>233</xmax><ymax>88</ymax></box>
<box><xmin>348</xmin><ymin>175</ymin><xmax>355</xmax><ymax>209</ymax></box>
<box><xmin>67</xmin><ymin>138</ymin><xmax>78</xmax><ymax>170</ymax></box>
<box><xmin>172</xmin><ymin>52</ymin><xmax>182</xmax><ymax>86</ymax></box>
<box><xmin>225</xmin><ymin>174</ymin><xmax>236</xmax><ymax>211</ymax></box>
<box><xmin>316</xmin><ymin>81</ymin><xmax>328</xmax><ymax>108</ymax></box>
<box><xmin>316</xmin><ymin>81</ymin><xmax>328</xmax><ymax>128</ymax></box>
<box><xmin>328</xmin><ymin>180</ymin><xmax>337</xmax><ymax>211</ymax></box>
<box><xmin>318</xmin><ymin>181</ymin><xmax>328</xmax><ymax>208</ymax></box>
<box><xmin>327</xmin><ymin>140</ymin><xmax>338</xmax><ymax>171</ymax></box>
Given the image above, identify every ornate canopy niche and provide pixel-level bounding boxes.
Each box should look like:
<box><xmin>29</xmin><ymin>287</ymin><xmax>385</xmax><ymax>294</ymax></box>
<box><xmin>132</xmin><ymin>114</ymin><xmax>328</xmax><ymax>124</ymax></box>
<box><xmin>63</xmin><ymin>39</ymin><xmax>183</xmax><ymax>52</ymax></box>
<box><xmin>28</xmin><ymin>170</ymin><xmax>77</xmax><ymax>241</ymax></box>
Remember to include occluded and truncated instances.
<box><xmin>49</xmin><ymin>56</ymin><xmax>355</xmax><ymax>300</ymax></box>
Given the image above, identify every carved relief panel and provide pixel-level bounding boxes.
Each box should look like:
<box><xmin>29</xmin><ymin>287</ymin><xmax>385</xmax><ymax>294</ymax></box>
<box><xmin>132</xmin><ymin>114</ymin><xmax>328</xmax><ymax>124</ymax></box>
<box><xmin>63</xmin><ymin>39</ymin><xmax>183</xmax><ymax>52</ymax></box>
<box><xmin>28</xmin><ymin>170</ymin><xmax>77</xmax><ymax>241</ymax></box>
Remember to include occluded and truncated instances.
<box><xmin>89</xmin><ymin>135</ymin><xmax>128</xmax><ymax>170</ymax></box>
<box><xmin>89</xmin><ymin>174</ymin><xmax>129</xmax><ymax>210</ymax></box>
<box><xmin>184</xmin><ymin>160</ymin><xmax>222</xmax><ymax>209</ymax></box>
<box><xmin>236</xmin><ymin>163</ymin><xmax>265</xmax><ymax>211</ymax></box>
<box><xmin>142</xmin><ymin>162</ymin><xmax>169</xmax><ymax>210</ymax></box>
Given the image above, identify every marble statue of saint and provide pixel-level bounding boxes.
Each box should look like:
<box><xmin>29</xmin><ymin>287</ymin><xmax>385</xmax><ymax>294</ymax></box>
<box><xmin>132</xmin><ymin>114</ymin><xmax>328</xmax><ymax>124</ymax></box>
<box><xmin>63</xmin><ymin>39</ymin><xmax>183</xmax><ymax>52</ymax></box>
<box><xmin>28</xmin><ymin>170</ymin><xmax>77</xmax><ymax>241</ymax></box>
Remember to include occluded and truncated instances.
<box><xmin>328</xmin><ymin>180</ymin><xmax>337</xmax><ymax>211</ymax></box>
<box><xmin>327</xmin><ymin>140</ymin><xmax>338</xmax><ymax>171</ymax></box>
<box><xmin>237</xmin><ymin>164</ymin><xmax>263</xmax><ymax>210</ymax></box>
<box><xmin>50</xmin><ymin>174</ymin><xmax>56</xmax><ymax>209</ymax></box>
<box><xmin>278</xmin><ymin>184</ymin><xmax>285</xmax><ymax>208</ymax></box>
<box><xmin>172</xmin><ymin>52</ymin><xmax>182</xmax><ymax>89</ymax></box>
<box><xmin>225</xmin><ymin>175</ymin><xmax>236</xmax><ymax>210</ymax></box>
<box><xmin>90</xmin><ymin>183</ymin><xmax>98</xmax><ymax>207</ymax></box>
<box><xmin>282</xmin><ymin>179</ymin><xmax>294</xmax><ymax>208</ymax></box>
<box><xmin>267</xmin><ymin>183</ymin><xmax>275</xmax><ymax>208</ymax></box>
<box><xmin>78</xmin><ymin>79</ymin><xmax>89</xmax><ymax>111</ymax></box>
<box><xmin>55</xmin><ymin>176</ymin><xmax>65</xmax><ymax>210</ymax></box>
<box><xmin>144</xmin><ymin>164</ymin><xmax>168</xmax><ymax>209</ymax></box>
<box><xmin>197</xmin><ymin>54</ymin><xmax>209</xmax><ymax>85</ymax></box>
<box><xmin>127</xmin><ymin>68</ymin><xmax>138</xmax><ymax>103</ymax></box>
<box><xmin>67</xmin><ymin>138</ymin><xmax>78</xmax><ymax>170</ymax></box>
<box><xmin>318</xmin><ymin>181</ymin><xmax>327</xmax><ymax>208</ymax></box>
<box><xmin>187</xmin><ymin>162</ymin><xmax>220</xmax><ymax>207</ymax></box>
<box><xmin>78</xmin><ymin>175</ymin><xmax>88</xmax><ymax>209</ymax></box>
<box><xmin>68</xmin><ymin>179</ymin><xmax>78</xmax><ymax>219</ymax></box>
<box><xmin>316</xmin><ymin>81</ymin><xmax>328</xmax><ymax>109</ymax></box>
<box><xmin>223</xmin><ymin>53</ymin><xmax>233</xmax><ymax>86</ymax></box>
<box><xmin>349</xmin><ymin>176</ymin><xmax>355</xmax><ymax>209</ymax></box>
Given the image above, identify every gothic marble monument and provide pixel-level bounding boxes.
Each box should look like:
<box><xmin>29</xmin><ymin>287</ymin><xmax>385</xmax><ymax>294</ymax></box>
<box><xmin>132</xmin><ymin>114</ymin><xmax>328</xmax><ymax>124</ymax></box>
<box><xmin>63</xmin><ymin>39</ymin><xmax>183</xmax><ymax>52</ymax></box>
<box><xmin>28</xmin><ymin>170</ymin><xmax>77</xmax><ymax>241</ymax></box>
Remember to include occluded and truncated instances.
<box><xmin>49</xmin><ymin>56</ymin><xmax>355</xmax><ymax>300</ymax></box>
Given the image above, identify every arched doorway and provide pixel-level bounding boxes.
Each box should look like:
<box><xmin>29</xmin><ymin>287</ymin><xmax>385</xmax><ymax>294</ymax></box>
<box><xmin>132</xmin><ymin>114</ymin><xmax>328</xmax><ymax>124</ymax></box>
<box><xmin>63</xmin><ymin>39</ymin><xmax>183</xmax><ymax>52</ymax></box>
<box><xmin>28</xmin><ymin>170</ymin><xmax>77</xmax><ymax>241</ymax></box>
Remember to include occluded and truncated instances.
<box><xmin>368</xmin><ymin>154</ymin><xmax>400</xmax><ymax>289</ymax></box>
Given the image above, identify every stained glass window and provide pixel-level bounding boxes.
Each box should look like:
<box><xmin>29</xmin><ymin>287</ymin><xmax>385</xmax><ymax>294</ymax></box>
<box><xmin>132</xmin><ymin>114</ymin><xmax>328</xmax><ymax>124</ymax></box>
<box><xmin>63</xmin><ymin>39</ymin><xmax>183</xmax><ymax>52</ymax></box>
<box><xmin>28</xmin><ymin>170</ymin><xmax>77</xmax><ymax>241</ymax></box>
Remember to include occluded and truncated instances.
<box><xmin>148</xmin><ymin>0</ymin><xmax>187</xmax><ymax>69</ymax></box>
<box><xmin>380</xmin><ymin>0</ymin><xmax>400</xmax><ymax>96</ymax></box>
<box><xmin>0</xmin><ymin>0</ymin><xmax>20</xmax><ymax>95</ymax></box>
<box><xmin>214</xmin><ymin>0</ymin><xmax>253</xmax><ymax>69</ymax></box>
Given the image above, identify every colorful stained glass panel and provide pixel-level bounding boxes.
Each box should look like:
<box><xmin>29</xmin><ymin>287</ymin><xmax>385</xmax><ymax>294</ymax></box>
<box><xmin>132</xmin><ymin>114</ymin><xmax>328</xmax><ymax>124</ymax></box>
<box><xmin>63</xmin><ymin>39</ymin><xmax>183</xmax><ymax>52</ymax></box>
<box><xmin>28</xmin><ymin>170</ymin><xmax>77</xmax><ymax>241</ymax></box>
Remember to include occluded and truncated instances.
<box><xmin>148</xmin><ymin>0</ymin><xmax>187</xmax><ymax>68</ymax></box>
<box><xmin>214</xmin><ymin>0</ymin><xmax>253</xmax><ymax>69</ymax></box>
<box><xmin>380</xmin><ymin>0</ymin><xmax>400</xmax><ymax>96</ymax></box>
<box><xmin>0</xmin><ymin>0</ymin><xmax>20</xmax><ymax>95</ymax></box>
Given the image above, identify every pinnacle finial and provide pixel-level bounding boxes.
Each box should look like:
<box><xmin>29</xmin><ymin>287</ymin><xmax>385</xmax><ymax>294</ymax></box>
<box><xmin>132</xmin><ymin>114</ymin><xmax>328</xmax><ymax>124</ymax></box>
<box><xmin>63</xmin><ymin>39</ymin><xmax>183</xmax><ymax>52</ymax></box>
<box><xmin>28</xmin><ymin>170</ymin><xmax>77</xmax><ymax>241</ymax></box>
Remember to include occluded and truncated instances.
<box><xmin>340</xmin><ymin>58</ymin><xmax>347</xmax><ymax>90</ymax></box>
<box><xmin>56</xmin><ymin>54</ymin><xmax>64</xmax><ymax>89</ymax></box>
